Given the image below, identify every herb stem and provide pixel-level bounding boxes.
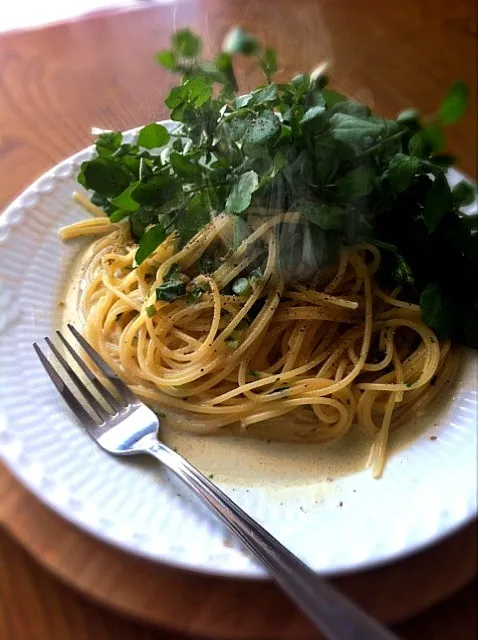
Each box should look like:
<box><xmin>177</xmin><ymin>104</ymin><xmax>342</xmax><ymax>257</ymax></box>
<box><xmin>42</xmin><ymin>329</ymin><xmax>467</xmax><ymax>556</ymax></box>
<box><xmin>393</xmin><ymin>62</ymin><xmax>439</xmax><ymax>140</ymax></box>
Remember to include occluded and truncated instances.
<box><xmin>361</xmin><ymin>129</ymin><xmax>407</xmax><ymax>156</ymax></box>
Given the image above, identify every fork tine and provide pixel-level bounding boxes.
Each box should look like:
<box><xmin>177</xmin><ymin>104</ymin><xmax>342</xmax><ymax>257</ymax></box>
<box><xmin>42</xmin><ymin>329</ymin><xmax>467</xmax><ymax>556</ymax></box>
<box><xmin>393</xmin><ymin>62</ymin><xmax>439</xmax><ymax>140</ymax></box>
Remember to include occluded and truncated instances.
<box><xmin>56</xmin><ymin>330</ymin><xmax>123</xmax><ymax>411</ymax></box>
<box><xmin>45</xmin><ymin>337</ymin><xmax>111</xmax><ymax>423</ymax></box>
<box><xmin>33</xmin><ymin>343</ymin><xmax>97</xmax><ymax>428</ymax></box>
<box><xmin>67</xmin><ymin>324</ymin><xmax>138</xmax><ymax>403</ymax></box>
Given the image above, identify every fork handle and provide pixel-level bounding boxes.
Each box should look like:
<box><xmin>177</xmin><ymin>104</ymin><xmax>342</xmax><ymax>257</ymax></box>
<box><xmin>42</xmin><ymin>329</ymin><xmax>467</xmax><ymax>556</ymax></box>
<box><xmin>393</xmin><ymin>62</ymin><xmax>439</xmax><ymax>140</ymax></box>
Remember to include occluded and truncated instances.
<box><xmin>147</xmin><ymin>442</ymin><xmax>396</xmax><ymax>640</ymax></box>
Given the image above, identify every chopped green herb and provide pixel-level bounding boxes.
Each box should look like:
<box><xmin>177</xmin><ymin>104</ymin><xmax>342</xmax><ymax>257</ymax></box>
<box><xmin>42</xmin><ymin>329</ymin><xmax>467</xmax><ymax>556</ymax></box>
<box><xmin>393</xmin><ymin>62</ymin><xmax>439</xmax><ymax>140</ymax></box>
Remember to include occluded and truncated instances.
<box><xmin>186</xmin><ymin>283</ymin><xmax>208</xmax><ymax>304</ymax></box>
<box><xmin>249</xmin><ymin>268</ymin><xmax>262</xmax><ymax>284</ymax></box>
<box><xmin>146</xmin><ymin>304</ymin><xmax>157</xmax><ymax>317</ymax></box>
<box><xmin>156</xmin><ymin>281</ymin><xmax>186</xmax><ymax>302</ymax></box>
<box><xmin>232</xmin><ymin>277</ymin><xmax>251</xmax><ymax>297</ymax></box>
<box><xmin>165</xmin><ymin>264</ymin><xmax>182</xmax><ymax>281</ymax></box>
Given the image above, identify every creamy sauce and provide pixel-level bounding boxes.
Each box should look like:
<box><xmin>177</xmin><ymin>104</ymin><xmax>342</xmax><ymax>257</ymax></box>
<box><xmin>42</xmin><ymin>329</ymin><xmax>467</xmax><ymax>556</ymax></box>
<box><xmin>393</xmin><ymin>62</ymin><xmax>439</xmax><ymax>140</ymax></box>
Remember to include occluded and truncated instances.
<box><xmin>60</xmin><ymin>243</ymin><xmax>473</xmax><ymax>490</ymax></box>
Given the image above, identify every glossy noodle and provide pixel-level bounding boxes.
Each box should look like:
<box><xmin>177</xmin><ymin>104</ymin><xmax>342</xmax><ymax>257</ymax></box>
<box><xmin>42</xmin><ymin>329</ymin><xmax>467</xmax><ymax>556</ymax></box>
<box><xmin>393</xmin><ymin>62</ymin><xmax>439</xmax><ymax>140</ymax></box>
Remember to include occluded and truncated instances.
<box><xmin>59</xmin><ymin>203</ymin><xmax>455</xmax><ymax>478</ymax></box>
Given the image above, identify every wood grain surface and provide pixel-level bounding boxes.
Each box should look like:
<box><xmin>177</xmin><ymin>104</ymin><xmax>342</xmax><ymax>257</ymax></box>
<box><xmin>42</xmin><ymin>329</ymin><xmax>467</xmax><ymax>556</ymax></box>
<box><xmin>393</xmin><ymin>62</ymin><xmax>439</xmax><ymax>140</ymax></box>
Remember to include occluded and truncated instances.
<box><xmin>0</xmin><ymin>466</ymin><xmax>477</xmax><ymax>640</ymax></box>
<box><xmin>0</xmin><ymin>1</ymin><xmax>477</xmax><ymax>639</ymax></box>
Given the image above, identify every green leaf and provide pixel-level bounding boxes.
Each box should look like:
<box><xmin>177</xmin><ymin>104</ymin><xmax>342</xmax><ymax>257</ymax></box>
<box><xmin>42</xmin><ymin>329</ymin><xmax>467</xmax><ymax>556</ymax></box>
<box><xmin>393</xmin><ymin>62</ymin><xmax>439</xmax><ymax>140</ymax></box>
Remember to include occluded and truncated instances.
<box><xmin>245</xmin><ymin>111</ymin><xmax>281</xmax><ymax>144</ymax></box>
<box><xmin>323</xmin><ymin>89</ymin><xmax>347</xmax><ymax>107</ymax></box>
<box><xmin>420</xmin><ymin>282</ymin><xmax>456</xmax><ymax>338</ymax></box>
<box><xmin>135</xmin><ymin>224</ymin><xmax>167</xmax><ymax>264</ymax></box>
<box><xmin>452</xmin><ymin>180</ymin><xmax>476</xmax><ymax>207</ymax></box>
<box><xmin>178</xmin><ymin>191</ymin><xmax>216</xmax><ymax>243</ymax></box>
<box><xmin>408</xmin><ymin>133</ymin><xmax>426</xmax><ymax>157</ymax></box>
<box><xmin>131</xmin><ymin>172</ymin><xmax>182</xmax><ymax>209</ymax></box>
<box><xmin>223</xmin><ymin>110</ymin><xmax>252</xmax><ymax>142</ymax></box>
<box><xmin>214</xmin><ymin>52</ymin><xmax>238</xmax><ymax>92</ymax></box>
<box><xmin>165</xmin><ymin>85</ymin><xmax>187</xmax><ymax>109</ymax></box>
<box><xmin>223</xmin><ymin>27</ymin><xmax>259</xmax><ymax>55</ymax></box>
<box><xmin>232</xmin><ymin>216</ymin><xmax>250</xmax><ymax>249</ymax></box>
<box><xmin>438</xmin><ymin>81</ymin><xmax>469</xmax><ymax>125</ymax></box>
<box><xmin>172</xmin><ymin>29</ymin><xmax>201</xmax><ymax>58</ymax></box>
<box><xmin>130</xmin><ymin>206</ymin><xmax>159</xmax><ymax>240</ymax></box>
<box><xmin>95</xmin><ymin>131</ymin><xmax>122</xmax><ymax>157</ymax></box>
<box><xmin>422</xmin><ymin>123</ymin><xmax>445</xmax><ymax>153</ymax></box>
<box><xmin>82</xmin><ymin>157</ymin><xmax>131</xmax><ymax>197</ymax></box>
<box><xmin>388</xmin><ymin>153</ymin><xmax>420</xmax><ymax>192</ymax></box>
<box><xmin>374</xmin><ymin>241</ymin><xmax>415</xmax><ymax>285</ymax></box>
<box><xmin>329</xmin><ymin>113</ymin><xmax>388</xmax><ymax>147</ymax></box>
<box><xmin>298</xmin><ymin>202</ymin><xmax>346</xmax><ymax>230</ymax></box>
<box><xmin>164</xmin><ymin>264</ymin><xmax>182</xmax><ymax>281</ymax></box>
<box><xmin>330</xmin><ymin>101</ymin><xmax>370</xmax><ymax>118</ymax></box>
<box><xmin>184</xmin><ymin>76</ymin><xmax>213</xmax><ymax>106</ymax></box>
<box><xmin>169</xmin><ymin>152</ymin><xmax>203</xmax><ymax>181</ymax></box>
<box><xmin>137</xmin><ymin>123</ymin><xmax>170</xmax><ymax>149</ymax></box>
<box><xmin>186</xmin><ymin>284</ymin><xmax>208</xmax><ymax>304</ymax></box>
<box><xmin>300</xmin><ymin>106</ymin><xmax>325</xmax><ymax>124</ymax></box>
<box><xmin>110</xmin><ymin>183</ymin><xmax>140</xmax><ymax>212</ymax></box>
<box><xmin>249</xmin><ymin>84</ymin><xmax>278</xmax><ymax>106</ymax></box>
<box><xmin>156</xmin><ymin>281</ymin><xmax>186</xmax><ymax>302</ymax></box>
<box><xmin>258</xmin><ymin>151</ymin><xmax>285</xmax><ymax>188</ymax></box>
<box><xmin>393</xmin><ymin>254</ymin><xmax>414</xmax><ymax>286</ymax></box>
<box><xmin>109</xmin><ymin>209</ymin><xmax>129</xmax><ymax>222</ymax></box>
<box><xmin>156</xmin><ymin>50</ymin><xmax>176</xmax><ymax>70</ymax></box>
<box><xmin>225</xmin><ymin>171</ymin><xmax>259</xmax><ymax>213</ymax></box>
<box><xmin>261</xmin><ymin>47</ymin><xmax>277</xmax><ymax>80</ymax></box>
<box><xmin>423</xmin><ymin>172</ymin><xmax>451</xmax><ymax>232</ymax></box>
<box><xmin>234</xmin><ymin>93</ymin><xmax>253</xmax><ymax>108</ymax></box>
<box><xmin>77</xmin><ymin>169</ymin><xmax>86</xmax><ymax>188</ymax></box>
<box><xmin>336</xmin><ymin>166</ymin><xmax>375</xmax><ymax>199</ymax></box>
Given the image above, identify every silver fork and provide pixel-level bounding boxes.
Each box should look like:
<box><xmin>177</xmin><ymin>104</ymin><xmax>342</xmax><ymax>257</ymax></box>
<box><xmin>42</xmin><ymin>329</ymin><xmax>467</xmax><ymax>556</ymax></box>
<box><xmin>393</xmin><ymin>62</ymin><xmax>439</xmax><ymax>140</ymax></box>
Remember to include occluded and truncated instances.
<box><xmin>33</xmin><ymin>324</ymin><xmax>397</xmax><ymax>640</ymax></box>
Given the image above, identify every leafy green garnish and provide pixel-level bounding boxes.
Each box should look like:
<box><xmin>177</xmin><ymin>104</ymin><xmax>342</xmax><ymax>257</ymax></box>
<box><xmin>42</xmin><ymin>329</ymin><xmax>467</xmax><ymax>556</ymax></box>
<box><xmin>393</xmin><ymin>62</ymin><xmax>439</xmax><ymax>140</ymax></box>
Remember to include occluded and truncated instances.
<box><xmin>388</xmin><ymin>153</ymin><xmax>419</xmax><ymax>192</ymax></box>
<box><xmin>110</xmin><ymin>184</ymin><xmax>141</xmax><ymax>212</ymax></box>
<box><xmin>226</xmin><ymin>171</ymin><xmax>259</xmax><ymax>213</ymax></box>
<box><xmin>224</xmin><ymin>27</ymin><xmax>260</xmax><ymax>55</ymax></box>
<box><xmin>76</xmin><ymin>27</ymin><xmax>477</xmax><ymax>348</ymax></box>
<box><xmin>137</xmin><ymin>123</ymin><xmax>170</xmax><ymax>149</ymax></box>
<box><xmin>438</xmin><ymin>82</ymin><xmax>469</xmax><ymax>125</ymax></box>
<box><xmin>135</xmin><ymin>224</ymin><xmax>167</xmax><ymax>265</ymax></box>
<box><xmin>186</xmin><ymin>283</ymin><xmax>208</xmax><ymax>304</ymax></box>
<box><xmin>82</xmin><ymin>157</ymin><xmax>131</xmax><ymax>197</ymax></box>
<box><xmin>423</xmin><ymin>173</ymin><xmax>451</xmax><ymax>233</ymax></box>
<box><xmin>156</xmin><ymin>281</ymin><xmax>186</xmax><ymax>302</ymax></box>
<box><xmin>420</xmin><ymin>283</ymin><xmax>456</xmax><ymax>339</ymax></box>
<box><xmin>172</xmin><ymin>29</ymin><xmax>202</xmax><ymax>58</ymax></box>
<box><xmin>232</xmin><ymin>277</ymin><xmax>251</xmax><ymax>297</ymax></box>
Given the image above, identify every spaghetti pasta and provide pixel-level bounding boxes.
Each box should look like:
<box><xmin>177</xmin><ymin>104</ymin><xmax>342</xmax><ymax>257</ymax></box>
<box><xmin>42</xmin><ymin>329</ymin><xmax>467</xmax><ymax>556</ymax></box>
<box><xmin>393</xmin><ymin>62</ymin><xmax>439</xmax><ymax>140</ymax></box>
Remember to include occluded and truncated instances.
<box><xmin>61</xmin><ymin>209</ymin><xmax>454</xmax><ymax>477</ymax></box>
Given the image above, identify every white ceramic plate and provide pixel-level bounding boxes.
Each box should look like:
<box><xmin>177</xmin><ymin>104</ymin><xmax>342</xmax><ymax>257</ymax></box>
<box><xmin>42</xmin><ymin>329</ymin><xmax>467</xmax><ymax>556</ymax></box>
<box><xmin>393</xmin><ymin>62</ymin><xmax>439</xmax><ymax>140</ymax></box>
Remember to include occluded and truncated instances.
<box><xmin>1</xmin><ymin>124</ymin><xmax>477</xmax><ymax>578</ymax></box>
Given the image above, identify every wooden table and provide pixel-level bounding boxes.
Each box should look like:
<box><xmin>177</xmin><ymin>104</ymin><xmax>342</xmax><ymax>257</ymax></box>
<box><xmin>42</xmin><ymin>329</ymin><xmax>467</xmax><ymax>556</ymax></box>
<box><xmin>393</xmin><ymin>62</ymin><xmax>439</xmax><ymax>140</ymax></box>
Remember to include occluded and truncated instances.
<box><xmin>0</xmin><ymin>1</ymin><xmax>476</xmax><ymax>638</ymax></box>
